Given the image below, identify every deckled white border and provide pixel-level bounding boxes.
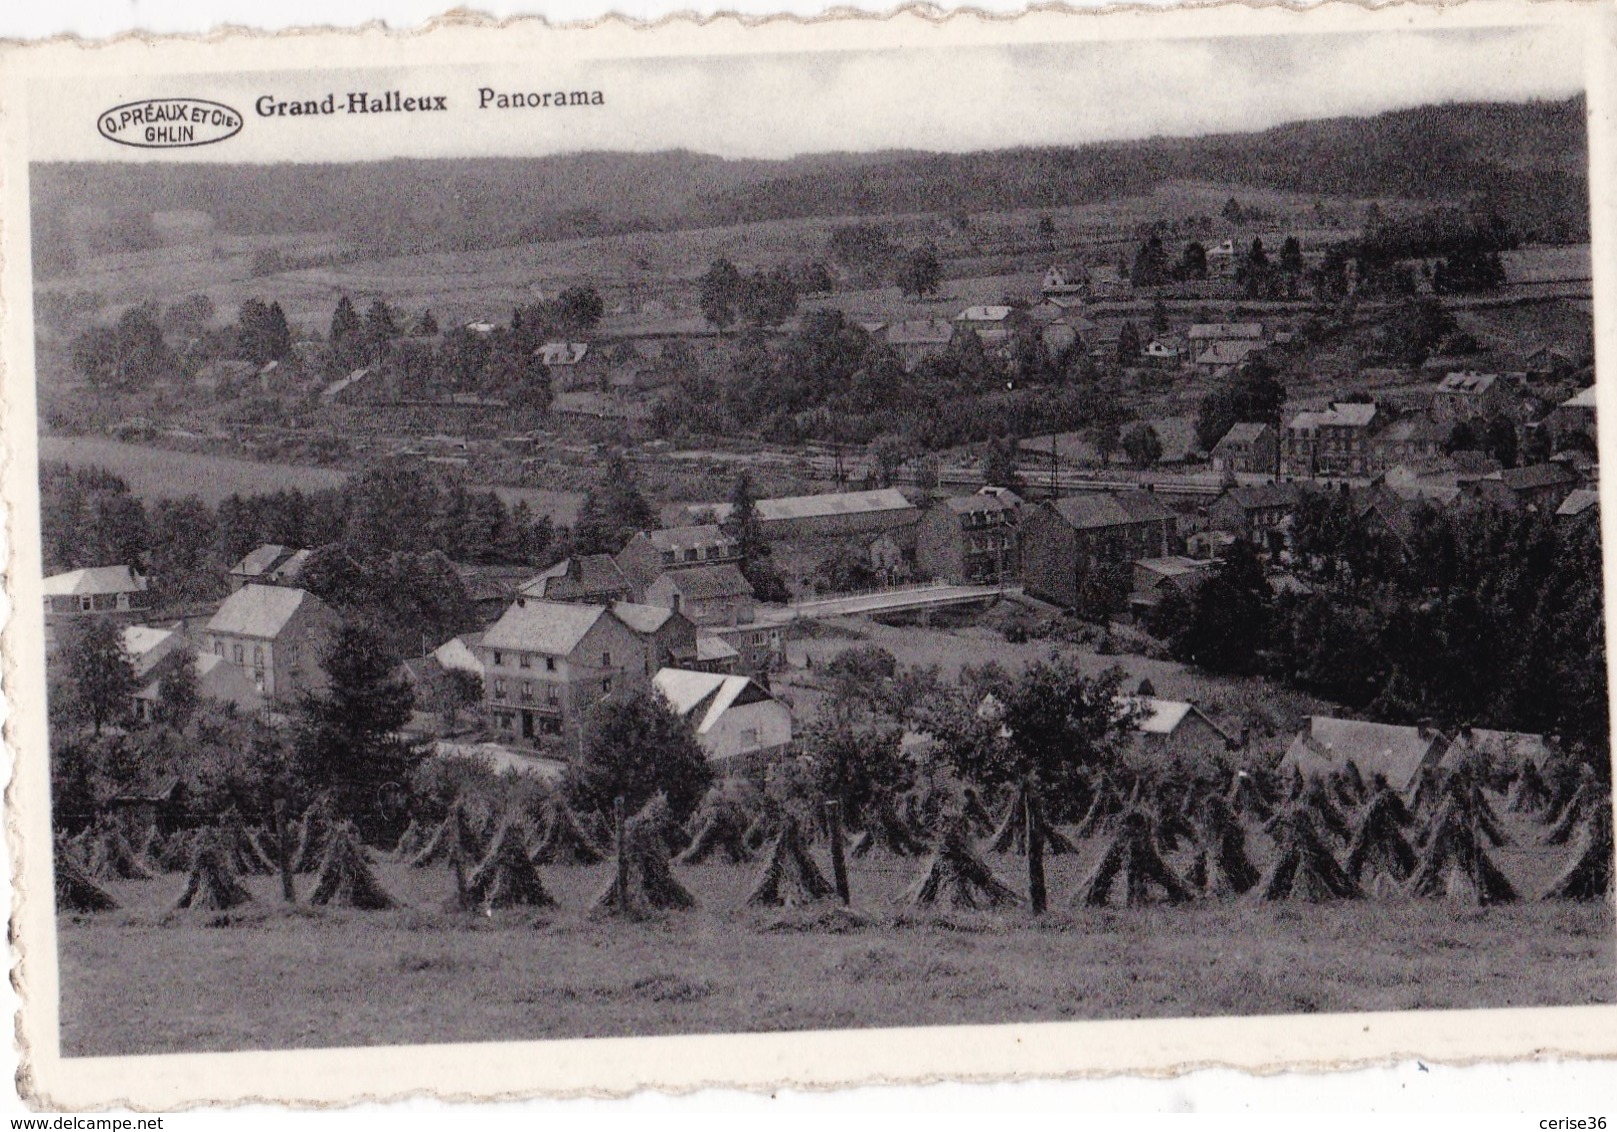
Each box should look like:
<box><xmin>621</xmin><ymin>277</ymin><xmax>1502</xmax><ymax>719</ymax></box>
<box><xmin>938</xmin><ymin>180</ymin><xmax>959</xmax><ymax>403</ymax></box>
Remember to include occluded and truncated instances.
<box><xmin>2</xmin><ymin>1</ymin><xmax>1615</xmax><ymax>1111</ymax></box>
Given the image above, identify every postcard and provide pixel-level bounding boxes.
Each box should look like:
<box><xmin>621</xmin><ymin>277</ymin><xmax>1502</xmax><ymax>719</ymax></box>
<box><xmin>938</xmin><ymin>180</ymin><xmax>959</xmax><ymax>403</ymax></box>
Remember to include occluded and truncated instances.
<box><xmin>3</xmin><ymin>0</ymin><xmax>1614</xmax><ymax>1109</ymax></box>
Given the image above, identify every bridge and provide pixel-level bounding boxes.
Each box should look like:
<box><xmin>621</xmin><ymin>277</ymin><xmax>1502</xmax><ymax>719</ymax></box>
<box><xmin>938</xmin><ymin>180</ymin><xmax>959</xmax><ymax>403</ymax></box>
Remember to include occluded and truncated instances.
<box><xmin>754</xmin><ymin>581</ymin><xmax>1017</xmax><ymax>625</ymax></box>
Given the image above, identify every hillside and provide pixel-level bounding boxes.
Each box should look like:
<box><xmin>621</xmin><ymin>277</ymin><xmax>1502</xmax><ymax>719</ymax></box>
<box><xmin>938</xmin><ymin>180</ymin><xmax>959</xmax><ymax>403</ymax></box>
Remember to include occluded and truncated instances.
<box><xmin>30</xmin><ymin>96</ymin><xmax>1587</xmax><ymax>275</ymax></box>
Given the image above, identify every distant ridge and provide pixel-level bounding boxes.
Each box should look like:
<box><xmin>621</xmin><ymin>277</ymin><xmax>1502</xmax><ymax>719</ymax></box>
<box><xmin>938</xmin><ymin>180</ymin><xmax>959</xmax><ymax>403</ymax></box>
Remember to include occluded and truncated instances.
<box><xmin>30</xmin><ymin>95</ymin><xmax>1587</xmax><ymax>270</ymax></box>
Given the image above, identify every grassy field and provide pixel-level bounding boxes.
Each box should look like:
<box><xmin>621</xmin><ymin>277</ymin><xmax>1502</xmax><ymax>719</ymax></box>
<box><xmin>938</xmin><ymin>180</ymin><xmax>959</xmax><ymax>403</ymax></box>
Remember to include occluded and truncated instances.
<box><xmin>36</xmin><ymin>434</ymin><xmax>585</xmax><ymax>523</ymax></box>
<box><xmin>57</xmin><ymin>804</ymin><xmax>1613</xmax><ymax>1057</ymax></box>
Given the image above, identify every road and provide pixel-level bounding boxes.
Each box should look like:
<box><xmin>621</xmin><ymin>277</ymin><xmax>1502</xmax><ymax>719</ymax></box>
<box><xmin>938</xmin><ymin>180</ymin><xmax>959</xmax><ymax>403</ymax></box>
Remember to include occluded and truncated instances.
<box><xmin>753</xmin><ymin>582</ymin><xmax>1017</xmax><ymax>625</ymax></box>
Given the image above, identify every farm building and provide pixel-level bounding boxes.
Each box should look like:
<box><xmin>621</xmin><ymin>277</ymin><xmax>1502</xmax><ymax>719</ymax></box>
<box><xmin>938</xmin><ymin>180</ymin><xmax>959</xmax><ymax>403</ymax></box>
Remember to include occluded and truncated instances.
<box><xmin>1019</xmin><ymin>492</ymin><xmax>1177</xmax><ymax>611</ymax></box>
<box><xmin>43</xmin><ymin>564</ymin><xmax>151</xmax><ymax>653</ymax></box>
<box><xmin>1191</xmin><ymin>339</ymin><xmax>1264</xmax><ymax>376</ymax></box>
<box><xmin>320</xmin><ymin>367</ymin><xmax>372</xmax><ymax>403</ymax></box>
<box><xmin>203</xmin><ymin>584</ymin><xmax>339</xmax><ymax>701</ymax></box>
<box><xmin>914</xmin><ymin>494</ymin><xmax>1021</xmax><ymax>586</ymax></box>
<box><xmin>228</xmin><ymin>544</ymin><xmax>311</xmax><ymax>591</ymax></box>
<box><xmin>955</xmin><ymin>306</ymin><xmax>1014</xmax><ymax>344</ymax></box>
<box><xmin>652</xmin><ymin>668</ymin><xmax>793</xmax><ymax>762</ymax></box>
<box><xmin>1122</xmin><ymin>696</ymin><xmax>1238</xmax><ymax>766</ymax></box>
<box><xmin>1131</xmin><ymin>556</ymin><xmax>1215</xmax><ymax>611</ymax></box>
<box><xmin>536</xmin><ymin>342</ymin><xmax>603</xmax><ymax>391</ymax></box>
<box><xmin>1210</xmin><ymin>422</ymin><xmax>1278</xmax><ymax>477</ymax></box>
<box><xmin>1543</xmin><ymin>385</ymin><xmax>1597</xmax><ymax>444</ymax></box>
<box><xmin>883</xmin><ymin>320</ymin><xmax>956</xmax><ymax>370</ymax></box>
<box><xmin>698</xmin><ymin>489</ymin><xmax>923</xmax><ymax>544</ymax></box>
<box><xmin>433</xmin><ymin>632</ymin><xmax>486</xmax><ymax>678</ymax></box>
<box><xmin>1556</xmin><ymin>486</ymin><xmax>1599</xmax><ymax>521</ymax></box>
<box><xmin>1280</xmin><ymin>716</ymin><xmax>1448</xmax><ymax>792</ymax></box>
<box><xmin>1187</xmin><ymin>322</ymin><xmax>1264</xmax><ymax>347</ymax></box>
<box><xmin>1461</xmin><ymin>462</ymin><xmax>1580</xmax><ymax>513</ymax></box>
<box><xmin>1438</xmin><ymin>725</ymin><xmax>1552</xmax><ymax>772</ymax></box>
<box><xmin>1042</xmin><ymin>265</ymin><xmax>1088</xmax><ymax>295</ymax></box>
<box><xmin>122</xmin><ymin>624</ymin><xmax>190</xmax><ymax>682</ymax></box>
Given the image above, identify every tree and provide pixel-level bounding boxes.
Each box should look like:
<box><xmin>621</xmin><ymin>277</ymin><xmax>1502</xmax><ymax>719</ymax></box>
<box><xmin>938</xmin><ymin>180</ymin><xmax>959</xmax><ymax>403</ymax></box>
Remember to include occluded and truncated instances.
<box><xmin>740</xmin><ymin>268</ymin><xmax>799</xmax><ymax>328</ymax></box>
<box><xmin>154</xmin><ymin>657</ymin><xmax>202</xmax><ymax>731</ymax></box>
<box><xmin>1222</xmin><ymin>197</ymin><xmax>1245</xmax><ymax>224</ymax></box>
<box><xmin>566</xmin><ymin>689</ymin><xmax>714</xmax><ymax>825</ymax></box>
<box><xmin>554</xmin><ymin>286</ymin><xmax>605</xmax><ymax>334</ymax></box>
<box><xmin>1121</xmin><ymin>422</ymin><xmax>1163</xmax><ymax>468</ymax></box>
<box><xmin>1484</xmin><ymin>415</ymin><xmax>1519</xmax><ymax>469</ymax></box>
<box><xmin>1037</xmin><ymin>215</ymin><xmax>1057</xmax><ymax>242</ymax></box>
<box><xmin>416</xmin><ymin>309</ymin><xmax>439</xmax><ymax>336</ymax></box>
<box><xmin>1163</xmin><ymin>540</ymin><xmax>1272</xmax><ymax>674</ymax></box>
<box><xmin>72</xmin><ymin>305</ymin><xmax>175</xmax><ymax>390</ymax></box>
<box><xmin>813</xmin><ymin>545</ymin><xmax>878</xmax><ymax>593</ymax></box>
<box><xmin>897</xmin><ymin>247</ymin><xmax>943</xmax><ymax>299</ymax></box>
<box><xmin>699</xmin><ymin>258</ymin><xmax>745</xmax><ymax>334</ymax></box>
<box><xmin>981</xmin><ymin>437</ymin><xmax>1022</xmax><ymax>489</ymax></box>
<box><xmin>62</xmin><ymin>619</ymin><xmax>137</xmax><ymax>736</ymax></box>
<box><xmin>869</xmin><ymin>434</ymin><xmax>911</xmax><ymax>488</ymax></box>
<box><xmin>572</xmin><ymin>451</ymin><xmax>656</xmax><ymax>556</ymax></box>
<box><xmin>162</xmin><ymin>294</ymin><xmax>216</xmax><ymax>336</ymax></box>
<box><xmin>364</xmin><ymin>300</ymin><xmax>400</xmax><ymax>363</ymax></box>
<box><xmin>1130</xmin><ymin>235</ymin><xmax>1170</xmax><ymax>288</ymax></box>
<box><xmin>147</xmin><ymin>495</ymin><xmax>223</xmax><ymax>605</ymax></box>
<box><xmin>329</xmin><ymin>295</ymin><xmax>365</xmax><ymax>374</ymax></box>
<box><xmin>293</xmin><ymin>618</ymin><xmax>419</xmax><ymax>836</ymax></box>
<box><xmin>1179</xmin><ymin>241</ymin><xmax>1208</xmax><ymax>281</ymax></box>
<box><xmin>237</xmin><ymin>298</ymin><xmax>290</xmax><ymax>366</ymax></box>
<box><xmin>1116</xmin><ymin>321</ymin><xmax>1142</xmax><ymax>364</ymax></box>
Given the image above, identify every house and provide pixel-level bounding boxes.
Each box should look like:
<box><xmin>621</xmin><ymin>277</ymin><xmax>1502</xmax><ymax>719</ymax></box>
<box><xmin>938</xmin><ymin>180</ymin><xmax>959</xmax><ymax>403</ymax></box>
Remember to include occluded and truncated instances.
<box><xmin>1087</xmin><ymin>264</ymin><xmax>1131</xmax><ymax>298</ymax></box>
<box><xmin>1354</xmin><ymin>486</ymin><xmax>1418</xmax><ymax>553</ymax></box>
<box><xmin>884</xmin><ymin>320</ymin><xmax>956</xmax><ymax>370</ymax></box>
<box><xmin>43</xmin><ymin>565</ymin><xmax>151</xmax><ymax>653</ymax></box>
<box><xmin>1042</xmin><ymin>265</ymin><xmax>1088</xmax><ymax>296</ymax></box>
<box><xmin>1186</xmin><ymin>529</ymin><xmax>1238</xmax><ymax>560</ymax></box>
<box><xmin>1205</xmin><ymin>241</ymin><xmax>1239</xmax><ymax>278</ymax></box>
<box><xmin>475</xmin><ymin>598</ymin><xmax>655</xmax><ymax>748</ymax></box>
<box><xmin>706</xmin><ymin>620</ymin><xmax>785</xmax><ymax>678</ymax></box>
<box><xmin>1191</xmin><ymin>340</ymin><xmax>1263</xmax><ymax>376</ymax></box>
<box><xmin>452</xmin><ymin>563</ymin><xmax>534</xmax><ymax>623</ymax></box>
<box><xmin>1124</xmin><ymin>696</ymin><xmax>1237</xmax><ymax>765</ymax></box>
<box><xmin>915</xmin><ymin>494</ymin><xmax>1021</xmax><ymax>585</ymax></box>
<box><xmin>320</xmin><ymin>367</ymin><xmax>371</xmax><ymax>403</ymax></box>
<box><xmin>1280</xmin><ymin>403</ymin><xmax>1381</xmax><ymax>479</ymax></box>
<box><xmin>1210</xmin><ymin>422</ymin><xmax>1278</xmax><ymax>477</ymax></box>
<box><xmin>122</xmin><ymin>624</ymin><xmax>190</xmax><ymax>683</ymax></box>
<box><xmin>1140</xmin><ymin>337</ymin><xmax>1184</xmax><ymax>367</ymax></box>
<box><xmin>536</xmin><ymin>342</ymin><xmax>600</xmax><ymax>392</ymax></box>
<box><xmin>610</xmin><ymin>601</ymin><xmax>700</xmax><ymax>674</ymax></box>
<box><xmin>520</xmin><ymin>555</ymin><xmax>634</xmax><ymax>605</ymax></box>
<box><xmin>203</xmin><ymin>585</ymin><xmax>339</xmax><ymax>701</ymax></box>
<box><xmin>1207</xmin><ymin>482</ymin><xmax>1300</xmax><ymax>549</ymax></box>
<box><xmin>1187</xmin><ymin>322</ymin><xmax>1264</xmax><ymax>348</ymax></box>
<box><xmin>433</xmin><ymin>633</ymin><xmax>486</xmax><ymax>678</ymax></box>
<box><xmin>1430</xmin><ymin>371</ymin><xmax>1509</xmax><ymax>426</ymax></box>
<box><xmin>645</xmin><ymin>564</ymin><xmax>756</xmax><ymax>628</ymax></box>
<box><xmin>1462</xmin><ymin>462</ymin><xmax>1580</xmax><ymax>512</ymax></box>
<box><xmin>1280</xmin><ymin>716</ymin><xmax>1449</xmax><ymax>791</ymax></box>
<box><xmin>228</xmin><ymin>545</ymin><xmax>311</xmax><ymax>591</ymax></box>
<box><xmin>652</xmin><ymin>668</ymin><xmax>793</xmax><ymax>762</ymax></box>
<box><xmin>1377</xmin><ymin>465</ymin><xmax>1462</xmax><ymax>506</ymax></box>
<box><xmin>1374</xmin><ymin>417</ymin><xmax>1447</xmax><ymax>468</ymax></box>
<box><xmin>1131</xmin><ymin>557</ymin><xmax>1215</xmax><ymax>610</ymax></box>
<box><xmin>1020</xmin><ymin>492</ymin><xmax>1177</xmax><ymax>611</ymax></box>
<box><xmin>1438</xmin><ymin>725</ymin><xmax>1552</xmax><ymax>772</ymax></box>
<box><xmin>691</xmin><ymin>634</ymin><xmax>742</xmax><ymax>675</ymax></box>
<box><xmin>1556</xmin><ymin>486</ymin><xmax>1599</xmax><ymax>522</ymax></box>
<box><xmin>955</xmin><ymin>306</ymin><xmax>1014</xmax><ymax>340</ymax></box>
<box><xmin>1543</xmin><ymin>385</ymin><xmax>1597</xmax><ymax>445</ymax></box>
<box><xmin>133</xmin><ymin>650</ymin><xmax>264</xmax><ymax>722</ymax></box>
<box><xmin>615</xmin><ymin>525</ymin><xmax>741</xmax><ymax>598</ymax></box>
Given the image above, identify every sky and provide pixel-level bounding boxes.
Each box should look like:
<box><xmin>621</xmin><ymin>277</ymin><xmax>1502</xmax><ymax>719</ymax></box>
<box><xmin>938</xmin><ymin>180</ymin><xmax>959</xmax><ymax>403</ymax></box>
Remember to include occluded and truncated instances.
<box><xmin>20</xmin><ymin>19</ymin><xmax>1589</xmax><ymax>163</ymax></box>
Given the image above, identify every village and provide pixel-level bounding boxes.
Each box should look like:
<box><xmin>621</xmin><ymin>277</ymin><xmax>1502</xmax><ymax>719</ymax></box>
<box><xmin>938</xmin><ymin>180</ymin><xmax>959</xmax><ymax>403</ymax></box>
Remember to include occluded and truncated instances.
<box><xmin>31</xmin><ymin>104</ymin><xmax>1615</xmax><ymax>1052</ymax></box>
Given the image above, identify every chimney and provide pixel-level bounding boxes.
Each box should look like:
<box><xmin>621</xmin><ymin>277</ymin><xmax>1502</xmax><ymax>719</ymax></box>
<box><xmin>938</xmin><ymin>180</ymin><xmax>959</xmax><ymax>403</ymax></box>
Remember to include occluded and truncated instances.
<box><xmin>1416</xmin><ymin>716</ymin><xmax>1435</xmax><ymax>739</ymax></box>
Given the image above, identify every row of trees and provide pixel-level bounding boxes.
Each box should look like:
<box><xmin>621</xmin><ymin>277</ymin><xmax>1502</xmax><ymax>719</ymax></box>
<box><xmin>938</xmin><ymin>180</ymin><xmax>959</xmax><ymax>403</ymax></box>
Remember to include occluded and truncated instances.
<box><xmin>1151</xmin><ymin>497</ymin><xmax>1606</xmax><ymax>763</ymax></box>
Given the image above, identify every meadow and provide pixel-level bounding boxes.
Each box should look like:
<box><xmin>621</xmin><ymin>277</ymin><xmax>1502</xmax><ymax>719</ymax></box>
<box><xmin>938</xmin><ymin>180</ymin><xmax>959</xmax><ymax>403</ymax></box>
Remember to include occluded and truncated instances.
<box><xmin>56</xmin><ymin>804</ymin><xmax>1613</xmax><ymax>1057</ymax></box>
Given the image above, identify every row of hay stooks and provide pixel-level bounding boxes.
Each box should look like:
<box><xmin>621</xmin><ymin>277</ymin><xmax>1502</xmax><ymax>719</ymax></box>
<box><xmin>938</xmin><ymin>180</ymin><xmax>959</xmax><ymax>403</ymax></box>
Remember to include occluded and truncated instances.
<box><xmin>56</xmin><ymin>749</ymin><xmax>1612</xmax><ymax>917</ymax></box>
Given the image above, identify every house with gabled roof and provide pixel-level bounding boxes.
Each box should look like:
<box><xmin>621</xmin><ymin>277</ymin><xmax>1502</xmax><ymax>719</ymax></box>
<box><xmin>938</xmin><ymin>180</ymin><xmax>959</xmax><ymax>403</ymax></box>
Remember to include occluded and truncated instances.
<box><xmin>1210</xmin><ymin>422</ymin><xmax>1278</xmax><ymax>476</ymax></box>
<box><xmin>1042</xmin><ymin>265</ymin><xmax>1089</xmax><ymax>296</ymax></box>
<box><xmin>1121</xmin><ymin>695</ymin><xmax>1238</xmax><ymax>766</ymax></box>
<box><xmin>1020</xmin><ymin>491</ymin><xmax>1177</xmax><ymax>611</ymax></box>
<box><xmin>915</xmin><ymin>493</ymin><xmax>1021</xmax><ymax>586</ymax></box>
<box><xmin>203</xmin><ymin>584</ymin><xmax>338</xmax><ymax>700</ymax></box>
<box><xmin>475</xmin><ymin>597</ymin><xmax>652</xmax><ymax>747</ymax></box>
<box><xmin>1280</xmin><ymin>716</ymin><xmax>1449</xmax><ymax>792</ymax></box>
<box><xmin>616</xmin><ymin>525</ymin><xmax>742</xmax><ymax>598</ymax></box>
<box><xmin>652</xmin><ymin>668</ymin><xmax>793</xmax><ymax>762</ymax></box>
<box><xmin>43</xmin><ymin>564</ymin><xmax>151</xmax><ymax>653</ymax></box>
<box><xmin>228</xmin><ymin>544</ymin><xmax>311</xmax><ymax>591</ymax></box>
<box><xmin>1280</xmin><ymin>402</ymin><xmax>1381</xmax><ymax>479</ymax></box>
<box><xmin>645</xmin><ymin>564</ymin><xmax>756</xmax><ymax>628</ymax></box>
<box><xmin>521</xmin><ymin>554</ymin><xmax>634</xmax><ymax>605</ymax></box>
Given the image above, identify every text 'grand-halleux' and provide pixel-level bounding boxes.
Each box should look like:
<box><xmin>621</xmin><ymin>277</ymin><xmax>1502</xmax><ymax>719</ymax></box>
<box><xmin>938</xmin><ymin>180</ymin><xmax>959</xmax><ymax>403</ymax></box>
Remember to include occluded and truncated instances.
<box><xmin>255</xmin><ymin>87</ymin><xmax>607</xmax><ymax>117</ymax></box>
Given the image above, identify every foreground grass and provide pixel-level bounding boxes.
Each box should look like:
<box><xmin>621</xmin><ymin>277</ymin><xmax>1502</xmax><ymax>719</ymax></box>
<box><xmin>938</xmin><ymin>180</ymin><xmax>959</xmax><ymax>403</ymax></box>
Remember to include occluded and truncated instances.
<box><xmin>58</xmin><ymin>808</ymin><xmax>1614</xmax><ymax>1056</ymax></box>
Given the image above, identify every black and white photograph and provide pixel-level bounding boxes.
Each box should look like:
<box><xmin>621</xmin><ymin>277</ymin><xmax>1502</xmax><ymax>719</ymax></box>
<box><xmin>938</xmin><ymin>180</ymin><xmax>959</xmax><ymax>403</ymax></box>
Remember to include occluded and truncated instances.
<box><xmin>5</xmin><ymin>2</ymin><xmax>1616</xmax><ymax>1106</ymax></box>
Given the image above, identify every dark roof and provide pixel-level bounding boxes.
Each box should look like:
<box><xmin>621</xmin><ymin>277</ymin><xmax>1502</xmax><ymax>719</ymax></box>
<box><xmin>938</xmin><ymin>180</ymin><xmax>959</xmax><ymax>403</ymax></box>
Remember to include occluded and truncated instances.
<box><xmin>1047</xmin><ymin>491</ymin><xmax>1174</xmax><ymax>530</ymax></box>
<box><xmin>1214</xmin><ymin>422</ymin><xmax>1270</xmax><ymax>447</ymax></box>
<box><xmin>1220</xmin><ymin>482</ymin><xmax>1300</xmax><ymax>511</ymax></box>
<box><xmin>654</xmin><ymin>563</ymin><xmax>754</xmax><ymax>600</ymax></box>
<box><xmin>942</xmin><ymin>494</ymin><xmax>1011</xmax><ymax>515</ymax></box>
<box><xmin>1500</xmin><ymin>463</ymin><xmax>1578</xmax><ymax>492</ymax></box>
<box><xmin>523</xmin><ymin>554</ymin><xmax>630</xmax><ymax>600</ymax></box>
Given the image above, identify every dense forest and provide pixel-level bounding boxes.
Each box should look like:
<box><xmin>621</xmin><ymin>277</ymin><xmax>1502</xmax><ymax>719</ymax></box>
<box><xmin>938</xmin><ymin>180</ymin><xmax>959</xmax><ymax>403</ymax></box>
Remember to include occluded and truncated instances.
<box><xmin>30</xmin><ymin>96</ymin><xmax>1588</xmax><ymax>271</ymax></box>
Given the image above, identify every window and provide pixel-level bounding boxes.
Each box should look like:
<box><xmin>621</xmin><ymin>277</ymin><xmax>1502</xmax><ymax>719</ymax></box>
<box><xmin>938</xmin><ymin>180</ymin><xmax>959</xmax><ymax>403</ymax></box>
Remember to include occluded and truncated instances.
<box><xmin>602</xmin><ymin>677</ymin><xmax>613</xmax><ymax>694</ymax></box>
<box><xmin>683</xmin><ymin>549</ymin><xmax>697</xmax><ymax>563</ymax></box>
<box><xmin>519</xmin><ymin>654</ymin><xmax>530</xmax><ymax>669</ymax></box>
<box><xmin>521</xmin><ymin>681</ymin><xmax>534</xmax><ymax>702</ymax></box>
<box><xmin>214</xmin><ymin>641</ymin><xmax>224</xmax><ymax>657</ymax></box>
<box><xmin>233</xmin><ymin>644</ymin><xmax>245</xmax><ymax>664</ymax></box>
<box><xmin>661</xmin><ymin>550</ymin><xmax>676</xmax><ymax>565</ymax></box>
<box><xmin>545</xmin><ymin>656</ymin><xmax>556</xmax><ymax>672</ymax></box>
<box><xmin>492</xmin><ymin>650</ymin><xmax>504</xmax><ymax>667</ymax></box>
<box><xmin>601</xmin><ymin>651</ymin><xmax>611</xmax><ymax>667</ymax></box>
<box><xmin>253</xmin><ymin>645</ymin><xmax>264</xmax><ymax>665</ymax></box>
<box><xmin>493</xmin><ymin>678</ymin><xmax>507</xmax><ymax>699</ymax></box>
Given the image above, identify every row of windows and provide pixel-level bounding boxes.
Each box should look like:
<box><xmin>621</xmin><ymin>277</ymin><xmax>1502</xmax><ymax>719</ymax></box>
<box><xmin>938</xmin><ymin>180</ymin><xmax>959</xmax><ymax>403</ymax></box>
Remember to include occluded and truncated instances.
<box><xmin>214</xmin><ymin>640</ymin><xmax>266</xmax><ymax>666</ymax></box>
